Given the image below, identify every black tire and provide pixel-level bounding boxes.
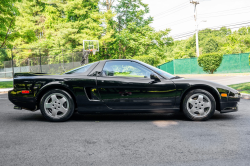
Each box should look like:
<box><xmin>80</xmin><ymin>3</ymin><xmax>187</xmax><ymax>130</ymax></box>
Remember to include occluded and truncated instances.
<box><xmin>182</xmin><ymin>89</ymin><xmax>216</xmax><ymax>121</ymax></box>
<box><xmin>40</xmin><ymin>89</ymin><xmax>75</xmax><ymax>122</ymax></box>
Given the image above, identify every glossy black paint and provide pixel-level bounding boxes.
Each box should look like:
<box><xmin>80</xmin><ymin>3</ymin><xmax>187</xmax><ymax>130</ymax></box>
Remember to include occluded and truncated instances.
<box><xmin>8</xmin><ymin>59</ymin><xmax>240</xmax><ymax>114</ymax></box>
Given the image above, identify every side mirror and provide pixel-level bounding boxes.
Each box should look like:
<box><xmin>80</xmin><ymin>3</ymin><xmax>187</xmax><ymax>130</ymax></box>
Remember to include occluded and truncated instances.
<box><xmin>150</xmin><ymin>74</ymin><xmax>160</xmax><ymax>82</ymax></box>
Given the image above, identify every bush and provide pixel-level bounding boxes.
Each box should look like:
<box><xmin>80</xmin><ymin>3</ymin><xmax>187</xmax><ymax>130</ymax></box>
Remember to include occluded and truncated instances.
<box><xmin>198</xmin><ymin>53</ymin><xmax>223</xmax><ymax>74</ymax></box>
<box><xmin>132</xmin><ymin>55</ymin><xmax>160</xmax><ymax>66</ymax></box>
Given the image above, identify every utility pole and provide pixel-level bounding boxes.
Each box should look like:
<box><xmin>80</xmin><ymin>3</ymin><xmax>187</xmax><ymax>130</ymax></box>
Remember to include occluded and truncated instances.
<box><xmin>190</xmin><ymin>0</ymin><xmax>199</xmax><ymax>57</ymax></box>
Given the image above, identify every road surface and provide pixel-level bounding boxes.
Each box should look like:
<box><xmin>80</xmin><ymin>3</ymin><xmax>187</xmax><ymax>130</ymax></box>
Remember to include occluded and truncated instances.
<box><xmin>0</xmin><ymin>94</ymin><xmax>250</xmax><ymax>166</ymax></box>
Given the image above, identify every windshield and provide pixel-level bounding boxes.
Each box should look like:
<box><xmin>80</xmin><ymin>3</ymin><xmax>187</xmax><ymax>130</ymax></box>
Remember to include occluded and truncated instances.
<box><xmin>139</xmin><ymin>61</ymin><xmax>175</xmax><ymax>78</ymax></box>
<box><xmin>64</xmin><ymin>62</ymin><xmax>95</xmax><ymax>74</ymax></box>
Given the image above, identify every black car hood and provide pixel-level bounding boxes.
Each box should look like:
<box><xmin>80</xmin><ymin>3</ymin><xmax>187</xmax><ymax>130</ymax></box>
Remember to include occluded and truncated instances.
<box><xmin>171</xmin><ymin>78</ymin><xmax>239</xmax><ymax>93</ymax></box>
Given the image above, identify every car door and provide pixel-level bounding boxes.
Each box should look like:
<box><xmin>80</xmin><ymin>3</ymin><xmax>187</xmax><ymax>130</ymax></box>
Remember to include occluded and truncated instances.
<box><xmin>96</xmin><ymin>60</ymin><xmax>176</xmax><ymax>111</ymax></box>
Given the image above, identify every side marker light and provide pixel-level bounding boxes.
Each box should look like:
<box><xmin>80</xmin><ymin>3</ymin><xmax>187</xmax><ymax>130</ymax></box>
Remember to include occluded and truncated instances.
<box><xmin>221</xmin><ymin>93</ymin><xmax>227</xmax><ymax>97</ymax></box>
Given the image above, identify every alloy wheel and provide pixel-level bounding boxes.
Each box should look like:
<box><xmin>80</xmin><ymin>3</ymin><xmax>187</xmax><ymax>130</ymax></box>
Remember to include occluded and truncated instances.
<box><xmin>186</xmin><ymin>93</ymin><xmax>212</xmax><ymax>118</ymax></box>
<box><xmin>44</xmin><ymin>93</ymin><xmax>69</xmax><ymax>119</ymax></box>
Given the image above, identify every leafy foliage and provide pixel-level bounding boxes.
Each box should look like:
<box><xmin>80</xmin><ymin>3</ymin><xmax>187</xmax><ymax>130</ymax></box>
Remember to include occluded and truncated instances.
<box><xmin>132</xmin><ymin>55</ymin><xmax>160</xmax><ymax>66</ymax></box>
<box><xmin>100</xmin><ymin>0</ymin><xmax>172</xmax><ymax>64</ymax></box>
<box><xmin>0</xmin><ymin>0</ymin><xmax>20</xmax><ymax>49</ymax></box>
<box><xmin>1</xmin><ymin>0</ymin><xmax>250</xmax><ymax>69</ymax></box>
<box><xmin>0</xmin><ymin>0</ymin><xmax>173</xmax><ymax>67</ymax></box>
<box><xmin>203</xmin><ymin>38</ymin><xmax>219</xmax><ymax>54</ymax></box>
<box><xmin>166</xmin><ymin>27</ymin><xmax>250</xmax><ymax>61</ymax></box>
<box><xmin>198</xmin><ymin>53</ymin><xmax>223</xmax><ymax>74</ymax></box>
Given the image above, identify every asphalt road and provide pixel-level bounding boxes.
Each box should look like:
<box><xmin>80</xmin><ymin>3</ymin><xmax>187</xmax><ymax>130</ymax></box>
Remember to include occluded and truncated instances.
<box><xmin>1</xmin><ymin>94</ymin><xmax>250</xmax><ymax>166</ymax></box>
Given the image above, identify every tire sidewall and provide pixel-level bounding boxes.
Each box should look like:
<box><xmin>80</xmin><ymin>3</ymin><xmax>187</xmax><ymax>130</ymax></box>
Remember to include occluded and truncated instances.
<box><xmin>40</xmin><ymin>89</ymin><xmax>75</xmax><ymax>122</ymax></box>
<box><xmin>183</xmin><ymin>89</ymin><xmax>216</xmax><ymax>121</ymax></box>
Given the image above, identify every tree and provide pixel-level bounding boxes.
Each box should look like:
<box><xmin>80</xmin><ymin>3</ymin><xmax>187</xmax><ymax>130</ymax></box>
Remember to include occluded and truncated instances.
<box><xmin>198</xmin><ymin>53</ymin><xmax>223</xmax><ymax>74</ymax></box>
<box><xmin>10</xmin><ymin>0</ymin><xmax>116</xmax><ymax>62</ymax></box>
<box><xmin>101</xmin><ymin>0</ymin><xmax>115</xmax><ymax>10</ymax></box>
<box><xmin>238</xmin><ymin>27</ymin><xmax>248</xmax><ymax>35</ymax></box>
<box><xmin>203</xmin><ymin>38</ymin><xmax>219</xmax><ymax>54</ymax></box>
<box><xmin>115</xmin><ymin>0</ymin><xmax>152</xmax><ymax>32</ymax></box>
<box><xmin>0</xmin><ymin>0</ymin><xmax>20</xmax><ymax>48</ymax></box>
<box><xmin>100</xmin><ymin>0</ymin><xmax>172</xmax><ymax>65</ymax></box>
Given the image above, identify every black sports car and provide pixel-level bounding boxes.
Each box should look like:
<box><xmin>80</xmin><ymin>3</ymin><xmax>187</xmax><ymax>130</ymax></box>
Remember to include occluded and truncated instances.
<box><xmin>8</xmin><ymin>59</ymin><xmax>240</xmax><ymax>122</ymax></box>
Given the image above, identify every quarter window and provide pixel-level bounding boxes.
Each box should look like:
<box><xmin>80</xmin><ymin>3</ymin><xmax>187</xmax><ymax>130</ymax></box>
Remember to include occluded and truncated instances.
<box><xmin>64</xmin><ymin>62</ymin><xmax>95</xmax><ymax>74</ymax></box>
<box><xmin>102</xmin><ymin>61</ymin><xmax>155</xmax><ymax>78</ymax></box>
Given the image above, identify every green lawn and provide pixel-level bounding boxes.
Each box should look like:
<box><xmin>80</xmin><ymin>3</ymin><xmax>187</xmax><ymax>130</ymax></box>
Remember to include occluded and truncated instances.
<box><xmin>0</xmin><ymin>81</ymin><xmax>13</xmax><ymax>89</ymax></box>
<box><xmin>229</xmin><ymin>82</ymin><xmax>250</xmax><ymax>94</ymax></box>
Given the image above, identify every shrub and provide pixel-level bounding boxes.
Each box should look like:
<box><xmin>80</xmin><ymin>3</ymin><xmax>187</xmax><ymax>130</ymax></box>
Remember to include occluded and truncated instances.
<box><xmin>198</xmin><ymin>53</ymin><xmax>223</xmax><ymax>74</ymax></box>
<box><xmin>203</xmin><ymin>38</ymin><xmax>219</xmax><ymax>54</ymax></box>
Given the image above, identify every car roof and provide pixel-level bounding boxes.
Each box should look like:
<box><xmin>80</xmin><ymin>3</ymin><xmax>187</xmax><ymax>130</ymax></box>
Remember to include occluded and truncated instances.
<box><xmin>99</xmin><ymin>59</ymin><xmax>140</xmax><ymax>62</ymax></box>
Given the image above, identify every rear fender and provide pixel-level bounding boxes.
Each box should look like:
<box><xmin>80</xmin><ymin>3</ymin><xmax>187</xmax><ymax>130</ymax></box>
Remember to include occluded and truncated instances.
<box><xmin>36</xmin><ymin>81</ymin><xmax>77</xmax><ymax>108</ymax></box>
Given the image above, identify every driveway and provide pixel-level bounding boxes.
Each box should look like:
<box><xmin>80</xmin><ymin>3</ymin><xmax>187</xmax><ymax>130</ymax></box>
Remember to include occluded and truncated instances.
<box><xmin>0</xmin><ymin>93</ymin><xmax>250</xmax><ymax>166</ymax></box>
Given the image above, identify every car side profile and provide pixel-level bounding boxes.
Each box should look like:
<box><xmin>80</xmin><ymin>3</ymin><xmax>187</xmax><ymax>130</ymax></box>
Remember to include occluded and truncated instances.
<box><xmin>8</xmin><ymin>59</ymin><xmax>240</xmax><ymax>122</ymax></box>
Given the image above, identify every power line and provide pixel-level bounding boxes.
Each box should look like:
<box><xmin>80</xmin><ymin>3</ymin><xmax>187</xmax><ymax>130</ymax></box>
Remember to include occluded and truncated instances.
<box><xmin>157</xmin><ymin>9</ymin><xmax>250</xmax><ymax>30</ymax></box>
<box><xmin>154</xmin><ymin>4</ymin><xmax>250</xmax><ymax>29</ymax></box>
<box><xmin>172</xmin><ymin>20</ymin><xmax>250</xmax><ymax>38</ymax></box>
<box><xmin>171</xmin><ymin>31</ymin><xmax>195</xmax><ymax>38</ymax></box>
<box><xmin>172</xmin><ymin>21</ymin><xmax>250</xmax><ymax>39</ymax></box>
<box><xmin>153</xmin><ymin>3</ymin><xmax>190</xmax><ymax>20</ymax></box>
<box><xmin>172</xmin><ymin>21</ymin><xmax>250</xmax><ymax>38</ymax></box>
<box><xmin>157</xmin><ymin>16</ymin><xmax>193</xmax><ymax>28</ymax></box>
<box><xmin>153</xmin><ymin>1</ymin><xmax>189</xmax><ymax>18</ymax></box>
<box><xmin>172</xmin><ymin>23</ymin><xmax>250</xmax><ymax>40</ymax></box>
<box><xmin>200</xmin><ymin>10</ymin><xmax>250</xmax><ymax>19</ymax></box>
<box><xmin>199</xmin><ymin>6</ymin><xmax>250</xmax><ymax>16</ymax></box>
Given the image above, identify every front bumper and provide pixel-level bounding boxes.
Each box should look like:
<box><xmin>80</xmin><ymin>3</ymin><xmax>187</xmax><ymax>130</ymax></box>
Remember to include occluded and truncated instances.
<box><xmin>220</xmin><ymin>101</ymin><xmax>238</xmax><ymax>113</ymax></box>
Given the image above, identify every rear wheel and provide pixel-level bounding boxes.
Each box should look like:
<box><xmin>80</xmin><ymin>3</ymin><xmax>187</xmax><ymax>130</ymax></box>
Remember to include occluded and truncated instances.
<box><xmin>40</xmin><ymin>89</ymin><xmax>75</xmax><ymax>122</ymax></box>
<box><xmin>183</xmin><ymin>89</ymin><xmax>216</xmax><ymax>121</ymax></box>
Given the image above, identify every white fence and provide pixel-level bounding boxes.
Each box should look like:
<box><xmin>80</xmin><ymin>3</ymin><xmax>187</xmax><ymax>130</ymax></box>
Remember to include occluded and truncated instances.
<box><xmin>0</xmin><ymin>61</ymin><xmax>82</xmax><ymax>78</ymax></box>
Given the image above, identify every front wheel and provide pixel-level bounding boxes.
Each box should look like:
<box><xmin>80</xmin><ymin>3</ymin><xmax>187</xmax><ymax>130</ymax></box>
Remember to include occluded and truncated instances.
<box><xmin>40</xmin><ymin>89</ymin><xmax>75</xmax><ymax>122</ymax></box>
<box><xmin>183</xmin><ymin>89</ymin><xmax>216</xmax><ymax>121</ymax></box>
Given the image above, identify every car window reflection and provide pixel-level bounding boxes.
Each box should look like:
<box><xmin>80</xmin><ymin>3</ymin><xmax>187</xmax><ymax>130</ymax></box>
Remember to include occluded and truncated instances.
<box><xmin>102</xmin><ymin>61</ymin><xmax>154</xmax><ymax>78</ymax></box>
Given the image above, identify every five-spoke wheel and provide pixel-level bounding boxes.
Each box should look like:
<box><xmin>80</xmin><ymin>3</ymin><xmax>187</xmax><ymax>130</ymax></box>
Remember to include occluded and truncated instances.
<box><xmin>183</xmin><ymin>89</ymin><xmax>216</xmax><ymax>121</ymax></box>
<box><xmin>40</xmin><ymin>89</ymin><xmax>74</xmax><ymax>122</ymax></box>
<box><xmin>44</xmin><ymin>93</ymin><xmax>69</xmax><ymax>119</ymax></box>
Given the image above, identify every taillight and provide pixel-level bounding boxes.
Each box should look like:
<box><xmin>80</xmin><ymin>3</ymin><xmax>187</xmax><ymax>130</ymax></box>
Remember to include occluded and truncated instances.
<box><xmin>21</xmin><ymin>90</ymin><xmax>30</xmax><ymax>94</ymax></box>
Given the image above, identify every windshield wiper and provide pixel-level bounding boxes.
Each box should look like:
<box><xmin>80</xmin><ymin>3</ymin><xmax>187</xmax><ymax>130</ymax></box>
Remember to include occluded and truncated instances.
<box><xmin>170</xmin><ymin>76</ymin><xmax>182</xmax><ymax>79</ymax></box>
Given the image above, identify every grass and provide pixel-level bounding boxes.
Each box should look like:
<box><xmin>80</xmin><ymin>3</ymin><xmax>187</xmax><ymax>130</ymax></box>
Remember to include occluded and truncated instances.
<box><xmin>228</xmin><ymin>82</ymin><xmax>250</xmax><ymax>94</ymax></box>
<box><xmin>0</xmin><ymin>81</ymin><xmax>13</xmax><ymax>89</ymax></box>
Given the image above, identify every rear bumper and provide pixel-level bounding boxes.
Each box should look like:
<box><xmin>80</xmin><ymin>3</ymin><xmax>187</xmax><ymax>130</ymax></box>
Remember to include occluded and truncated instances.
<box><xmin>8</xmin><ymin>90</ymin><xmax>38</xmax><ymax>111</ymax></box>
<box><xmin>220</xmin><ymin>101</ymin><xmax>239</xmax><ymax>113</ymax></box>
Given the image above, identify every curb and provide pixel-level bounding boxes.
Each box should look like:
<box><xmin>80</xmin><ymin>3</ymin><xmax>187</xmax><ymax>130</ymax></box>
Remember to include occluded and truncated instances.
<box><xmin>0</xmin><ymin>88</ymin><xmax>13</xmax><ymax>94</ymax></box>
<box><xmin>241</xmin><ymin>93</ymin><xmax>250</xmax><ymax>100</ymax></box>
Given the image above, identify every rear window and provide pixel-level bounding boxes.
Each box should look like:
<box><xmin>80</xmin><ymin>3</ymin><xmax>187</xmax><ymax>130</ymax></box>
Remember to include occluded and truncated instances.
<box><xmin>64</xmin><ymin>63</ymin><xmax>95</xmax><ymax>74</ymax></box>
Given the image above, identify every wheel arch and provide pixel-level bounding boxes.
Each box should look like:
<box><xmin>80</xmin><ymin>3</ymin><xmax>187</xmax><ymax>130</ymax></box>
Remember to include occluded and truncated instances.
<box><xmin>36</xmin><ymin>83</ymin><xmax>77</xmax><ymax>109</ymax></box>
<box><xmin>180</xmin><ymin>85</ymin><xmax>221</xmax><ymax>111</ymax></box>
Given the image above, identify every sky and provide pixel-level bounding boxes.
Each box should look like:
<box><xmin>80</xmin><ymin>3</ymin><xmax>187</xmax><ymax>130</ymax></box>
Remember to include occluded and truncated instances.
<box><xmin>143</xmin><ymin>0</ymin><xmax>250</xmax><ymax>40</ymax></box>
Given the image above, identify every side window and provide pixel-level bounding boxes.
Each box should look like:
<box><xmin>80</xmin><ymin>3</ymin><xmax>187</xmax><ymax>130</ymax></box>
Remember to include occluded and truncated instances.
<box><xmin>102</xmin><ymin>61</ymin><xmax>154</xmax><ymax>78</ymax></box>
<box><xmin>64</xmin><ymin>63</ymin><xmax>94</xmax><ymax>74</ymax></box>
